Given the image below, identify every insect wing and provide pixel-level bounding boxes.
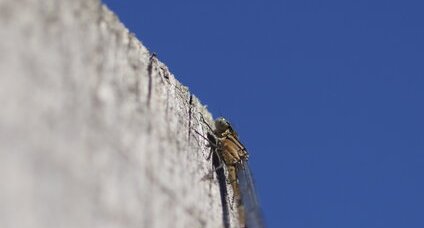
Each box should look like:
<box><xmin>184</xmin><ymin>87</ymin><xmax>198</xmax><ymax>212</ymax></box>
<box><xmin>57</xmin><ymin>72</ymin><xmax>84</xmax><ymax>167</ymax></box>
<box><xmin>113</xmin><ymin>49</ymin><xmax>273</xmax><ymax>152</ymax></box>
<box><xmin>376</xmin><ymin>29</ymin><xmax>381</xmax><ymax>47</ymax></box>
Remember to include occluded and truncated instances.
<box><xmin>237</xmin><ymin>162</ymin><xmax>265</xmax><ymax>228</ymax></box>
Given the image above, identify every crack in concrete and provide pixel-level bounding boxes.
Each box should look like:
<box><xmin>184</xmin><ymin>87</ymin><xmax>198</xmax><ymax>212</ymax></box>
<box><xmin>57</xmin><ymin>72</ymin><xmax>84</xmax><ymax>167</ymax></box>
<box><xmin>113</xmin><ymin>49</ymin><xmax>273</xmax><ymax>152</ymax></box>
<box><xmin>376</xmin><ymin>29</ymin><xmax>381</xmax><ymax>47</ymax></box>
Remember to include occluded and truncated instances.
<box><xmin>147</xmin><ymin>52</ymin><xmax>156</xmax><ymax>107</ymax></box>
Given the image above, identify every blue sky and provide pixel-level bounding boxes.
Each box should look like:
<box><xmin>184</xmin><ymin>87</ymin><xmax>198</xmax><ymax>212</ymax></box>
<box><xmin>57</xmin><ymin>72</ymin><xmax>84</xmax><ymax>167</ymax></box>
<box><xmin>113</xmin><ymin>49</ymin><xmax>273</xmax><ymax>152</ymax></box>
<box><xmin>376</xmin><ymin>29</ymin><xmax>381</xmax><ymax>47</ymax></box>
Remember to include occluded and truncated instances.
<box><xmin>102</xmin><ymin>1</ymin><xmax>424</xmax><ymax>227</ymax></box>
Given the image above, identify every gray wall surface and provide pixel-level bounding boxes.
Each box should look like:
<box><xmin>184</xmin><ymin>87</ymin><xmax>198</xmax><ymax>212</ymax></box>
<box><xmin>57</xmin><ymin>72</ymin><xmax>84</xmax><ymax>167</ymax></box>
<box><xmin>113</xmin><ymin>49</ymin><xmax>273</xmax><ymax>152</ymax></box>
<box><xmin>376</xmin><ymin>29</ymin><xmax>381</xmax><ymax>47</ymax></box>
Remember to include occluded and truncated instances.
<box><xmin>0</xmin><ymin>0</ymin><xmax>239</xmax><ymax>227</ymax></box>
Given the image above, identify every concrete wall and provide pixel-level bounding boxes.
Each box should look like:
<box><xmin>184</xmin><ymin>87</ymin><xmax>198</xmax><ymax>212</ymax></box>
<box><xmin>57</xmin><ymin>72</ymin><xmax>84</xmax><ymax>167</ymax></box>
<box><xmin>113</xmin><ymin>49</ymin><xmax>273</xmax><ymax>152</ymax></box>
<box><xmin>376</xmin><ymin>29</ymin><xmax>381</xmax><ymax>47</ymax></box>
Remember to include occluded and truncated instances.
<box><xmin>0</xmin><ymin>0</ymin><xmax>238</xmax><ymax>227</ymax></box>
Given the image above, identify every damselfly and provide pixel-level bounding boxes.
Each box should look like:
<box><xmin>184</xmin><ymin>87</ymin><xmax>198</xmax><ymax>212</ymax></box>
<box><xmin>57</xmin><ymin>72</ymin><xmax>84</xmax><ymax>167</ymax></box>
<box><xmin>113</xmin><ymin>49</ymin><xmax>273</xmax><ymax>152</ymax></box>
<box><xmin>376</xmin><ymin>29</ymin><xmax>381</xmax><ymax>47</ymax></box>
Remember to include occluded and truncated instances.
<box><xmin>195</xmin><ymin>116</ymin><xmax>265</xmax><ymax>228</ymax></box>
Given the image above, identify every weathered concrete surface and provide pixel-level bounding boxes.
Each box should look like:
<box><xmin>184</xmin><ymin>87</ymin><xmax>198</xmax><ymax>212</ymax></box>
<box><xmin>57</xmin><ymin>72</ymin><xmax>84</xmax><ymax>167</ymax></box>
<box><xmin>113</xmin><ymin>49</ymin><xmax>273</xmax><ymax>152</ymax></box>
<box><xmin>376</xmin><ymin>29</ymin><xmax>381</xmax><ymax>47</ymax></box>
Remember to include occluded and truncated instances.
<box><xmin>0</xmin><ymin>0</ymin><xmax>239</xmax><ymax>227</ymax></box>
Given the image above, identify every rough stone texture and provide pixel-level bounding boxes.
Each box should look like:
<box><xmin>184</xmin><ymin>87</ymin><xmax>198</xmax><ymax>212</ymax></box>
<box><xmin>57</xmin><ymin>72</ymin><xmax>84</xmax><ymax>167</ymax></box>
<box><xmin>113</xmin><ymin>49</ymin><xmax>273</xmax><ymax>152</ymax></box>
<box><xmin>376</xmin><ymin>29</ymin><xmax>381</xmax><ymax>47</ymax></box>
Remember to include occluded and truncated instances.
<box><xmin>0</xmin><ymin>0</ymin><xmax>239</xmax><ymax>227</ymax></box>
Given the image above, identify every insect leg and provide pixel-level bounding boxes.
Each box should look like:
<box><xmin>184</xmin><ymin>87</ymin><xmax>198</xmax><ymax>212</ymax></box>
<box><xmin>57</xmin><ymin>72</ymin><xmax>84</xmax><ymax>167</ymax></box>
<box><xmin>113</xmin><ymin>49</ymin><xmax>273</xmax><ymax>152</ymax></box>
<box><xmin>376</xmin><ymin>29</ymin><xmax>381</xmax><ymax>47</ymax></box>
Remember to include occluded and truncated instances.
<box><xmin>213</xmin><ymin>151</ymin><xmax>224</xmax><ymax>171</ymax></box>
<box><xmin>200</xmin><ymin>147</ymin><xmax>226</xmax><ymax>181</ymax></box>
<box><xmin>199</xmin><ymin>112</ymin><xmax>215</xmax><ymax>133</ymax></box>
<box><xmin>190</xmin><ymin>127</ymin><xmax>226</xmax><ymax>179</ymax></box>
<box><xmin>191</xmin><ymin>128</ymin><xmax>218</xmax><ymax>148</ymax></box>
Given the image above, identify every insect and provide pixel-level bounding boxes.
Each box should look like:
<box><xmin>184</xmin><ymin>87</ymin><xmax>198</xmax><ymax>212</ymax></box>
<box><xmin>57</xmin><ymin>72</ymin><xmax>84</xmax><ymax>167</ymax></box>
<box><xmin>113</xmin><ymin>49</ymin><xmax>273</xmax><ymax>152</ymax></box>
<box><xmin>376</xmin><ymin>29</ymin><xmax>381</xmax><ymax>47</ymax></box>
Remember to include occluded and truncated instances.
<box><xmin>196</xmin><ymin>116</ymin><xmax>264</xmax><ymax>228</ymax></box>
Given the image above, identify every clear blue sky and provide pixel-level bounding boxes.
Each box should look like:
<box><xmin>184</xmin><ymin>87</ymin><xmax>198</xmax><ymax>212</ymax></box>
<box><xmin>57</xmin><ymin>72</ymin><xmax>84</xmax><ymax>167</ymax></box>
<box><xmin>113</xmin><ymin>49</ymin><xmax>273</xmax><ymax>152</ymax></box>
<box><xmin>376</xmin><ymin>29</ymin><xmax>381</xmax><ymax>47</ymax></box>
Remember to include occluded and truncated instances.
<box><xmin>102</xmin><ymin>1</ymin><xmax>424</xmax><ymax>227</ymax></box>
